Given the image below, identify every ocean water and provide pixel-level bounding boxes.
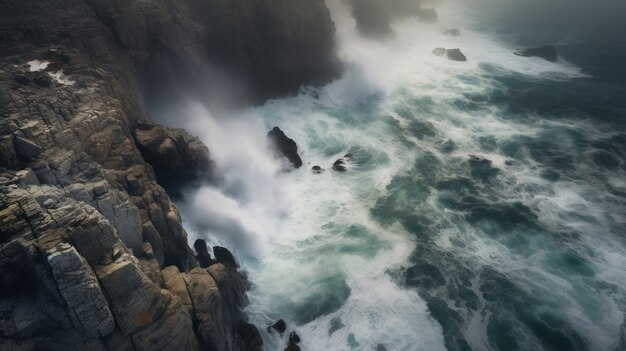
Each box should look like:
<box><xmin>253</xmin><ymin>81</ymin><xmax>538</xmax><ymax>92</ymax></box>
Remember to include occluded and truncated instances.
<box><xmin>175</xmin><ymin>1</ymin><xmax>626</xmax><ymax>350</ymax></box>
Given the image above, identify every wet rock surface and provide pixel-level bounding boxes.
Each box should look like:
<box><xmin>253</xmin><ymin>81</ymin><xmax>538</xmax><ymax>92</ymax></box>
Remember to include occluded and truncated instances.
<box><xmin>267</xmin><ymin>127</ymin><xmax>304</xmax><ymax>169</ymax></box>
<box><xmin>514</xmin><ymin>45</ymin><xmax>558</xmax><ymax>62</ymax></box>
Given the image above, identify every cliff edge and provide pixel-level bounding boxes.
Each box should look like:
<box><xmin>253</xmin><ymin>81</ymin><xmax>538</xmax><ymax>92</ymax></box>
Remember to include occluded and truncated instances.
<box><xmin>0</xmin><ymin>0</ymin><xmax>340</xmax><ymax>350</ymax></box>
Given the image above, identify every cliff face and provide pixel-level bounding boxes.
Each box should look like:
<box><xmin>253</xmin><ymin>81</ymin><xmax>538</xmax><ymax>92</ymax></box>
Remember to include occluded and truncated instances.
<box><xmin>0</xmin><ymin>0</ymin><xmax>340</xmax><ymax>349</ymax></box>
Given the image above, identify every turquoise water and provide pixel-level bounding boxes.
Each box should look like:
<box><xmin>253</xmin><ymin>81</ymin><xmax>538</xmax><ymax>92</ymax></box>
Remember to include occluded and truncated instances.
<box><xmin>174</xmin><ymin>1</ymin><xmax>626</xmax><ymax>350</ymax></box>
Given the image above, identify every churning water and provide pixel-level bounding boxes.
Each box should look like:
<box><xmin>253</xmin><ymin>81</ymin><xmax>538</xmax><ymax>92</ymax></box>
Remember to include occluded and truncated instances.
<box><xmin>175</xmin><ymin>1</ymin><xmax>626</xmax><ymax>350</ymax></box>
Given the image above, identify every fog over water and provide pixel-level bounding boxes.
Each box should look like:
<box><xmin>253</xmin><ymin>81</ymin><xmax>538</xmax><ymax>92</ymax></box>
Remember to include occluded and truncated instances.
<box><xmin>151</xmin><ymin>0</ymin><xmax>626</xmax><ymax>350</ymax></box>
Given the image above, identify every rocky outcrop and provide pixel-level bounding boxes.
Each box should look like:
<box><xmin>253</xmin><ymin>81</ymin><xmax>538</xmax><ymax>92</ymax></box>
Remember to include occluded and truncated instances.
<box><xmin>267</xmin><ymin>127</ymin><xmax>303</xmax><ymax>169</ymax></box>
<box><xmin>446</xmin><ymin>48</ymin><xmax>467</xmax><ymax>62</ymax></box>
<box><xmin>134</xmin><ymin>119</ymin><xmax>212</xmax><ymax>196</ymax></box>
<box><xmin>1</xmin><ymin>0</ymin><xmax>341</xmax><ymax>349</ymax></box>
<box><xmin>514</xmin><ymin>45</ymin><xmax>558</xmax><ymax>62</ymax></box>
<box><xmin>432</xmin><ymin>48</ymin><xmax>467</xmax><ymax>61</ymax></box>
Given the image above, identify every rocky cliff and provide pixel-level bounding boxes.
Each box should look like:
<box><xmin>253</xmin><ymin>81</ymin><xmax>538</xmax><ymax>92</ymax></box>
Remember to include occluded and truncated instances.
<box><xmin>0</xmin><ymin>0</ymin><xmax>340</xmax><ymax>350</ymax></box>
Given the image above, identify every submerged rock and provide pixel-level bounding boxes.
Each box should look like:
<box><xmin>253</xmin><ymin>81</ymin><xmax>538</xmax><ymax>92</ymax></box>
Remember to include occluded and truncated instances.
<box><xmin>432</xmin><ymin>47</ymin><xmax>446</xmax><ymax>57</ymax></box>
<box><xmin>446</xmin><ymin>48</ymin><xmax>467</xmax><ymax>61</ymax></box>
<box><xmin>514</xmin><ymin>45</ymin><xmax>558</xmax><ymax>62</ymax></box>
<box><xmin>312</xmin><ymin>165</ymin><xmax>324</xmax><ymax>174</ymax></box>
<box><xmin>329</xmin><ymin>317</ymin><xmax>345</xmax><ymax>335</ymax></box>
<box><xmin>267</xmin><ymin>127</ymin><xmax>303</xmax><ymax>169</ymax></box>
<box><xmin>268</xmin><ymin>319</ymin><xmax>287</xmax><ymax>334</ymax></box>
<box><xmin>444</xmin><ymin>28</ymin><xmax>461</xmax><ymax>36</ymax></box>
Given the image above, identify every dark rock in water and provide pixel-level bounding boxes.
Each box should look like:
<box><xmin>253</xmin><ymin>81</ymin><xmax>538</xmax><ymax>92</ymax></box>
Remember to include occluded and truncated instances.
<box><xmin>236</xmin><ymin>321</ymin><xmax>264</xmax><ymax>351</ymax></box>
<box><xmin>213</xmin><ymin>246</ymin><xmax>238</xmax><ymax>267</ymax></box>
<box><xmin>347</xmin><ymin>333</ymin><xmax>360</xmax><ymax>348</ymax></box>
<box><xmin>419</xmin><ymin>8</ymin><xmax>438</xmax><ymax>22</ymax></box>
<box><xmin>268</xmin><ymin>127</ymin><xmax>303</xmax><ymax>169</ymax></box>
<box><xmin>268</xmin><ymin>319</ymin><xmax>287</xmax><ymax>334</ymax></box>
<box><xmin>328</xmin><ymin>317</ymin><xmax>345</xmax><ymax>335</ymax></box>
<box><xmin>377</xmin><ymin>344</ymin><xmax>388</xmax><ymax>351</ymax></box>
<box><xmin>312</xmin><ymin>165</ymin><xmax>323</xmax><ymax>174</ymax></box>
<box><xmin>333</xmin><ymin>159</ymin><xmax>347</xmax><ymax>172</ymax></box>
<box><xmin>432</xmin><ymin>47</ymin><xmax>446</xmax><ymax>57</ymax></box>
<box><xmin>194</xmin><ymin>239</ymin><xmax>216</xmax><ymax>268</ymax></box>
<box><xmin>514</xmin><ymin>45</ymin><xmax>558</xmax><ymax>62</ymax></box>
<box><xmin>505</xmin><ymin>160</ymin><xmax>514</xmax><ymax>166</ymax></box>
<box><xmin>344</xmin><ymin>153</ymin><xmax>354</xmax><ymax>159</ymax></box>
<box><xmin>446</xmin><ymin>48</ymin><xmax>467</xmax><ymax>61</ymax></box>
<box><xmin>284</xmin><ymin>344</ymin><xmax>301</xmax><ymax>351</ymax></box>
<box><xmin>289</xmin><ymin>331</ymin><xmax>301</xmax><ymax>344</ymax></box>
<box><xmin>444</xmin><ymin>28</ymin><xmax>461</xmax><ymax>36</ymax></box>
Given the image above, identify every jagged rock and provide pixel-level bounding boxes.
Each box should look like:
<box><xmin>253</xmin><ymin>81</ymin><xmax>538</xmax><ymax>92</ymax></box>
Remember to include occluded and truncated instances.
<box><xmin>268</xmin><ymin>319</ymin><xmax>287</xmax><ymax>334</ymax></box>
<box><xmin>267</xmin><ymin>127</ymin><xmax>303</xmax><ymax>169</ymax></box>
<box><xmin>432</xmin><ymin>48</ymin><xmax>446</xmax><ymax>57</ymax></box>
<box><xmin>329</xmin><ymin>317</ymin><xmax>345</xmax><ymax>335</ymax></box>
<box><xmin>514</xmin><ymin>45</ymin><xmax>558</xmax><ymax>62</ymax></box>
<box><xmin>444</xmin><ymin>29</ymin><xmax>461</xmax><ymax>36</ymax></box>
<box><xmin>312</xmin><ymin>165</ymin><xmax>323</xmax><ymax>174</ymax></box>
<box><xmin>289</xmin><ymin>331</ymin><xmax>301</xmax><ymax>344</ymax></box>
<box><xmin>213</xmin><ymin>246</ymin><xmax>238</xmax><ymax>268</ymax></box>
<box><xmin>134</xmin><ymin>119</ymin><xmax>212</xmax><ymax>195</ymax></box>
<box><xmin>333</xmin><ymin>159</ymin><xmax>347</xmax><ymax>172</ymax></box>
<box><xmin>46</xmin><ymin>243</ymin><xmax>115</xmax><ymax>337</ymax></box>
<box><xmin>419</xmin><ymin>8</ymin><xmax>438</xmax><ymax>22</ymax></box>
<box><xmin>194</xmin><ymin>239</ymin><xmax>217</xmax><ymax>268</ymax></box>
<box><xmin>446</xmin><ymin>48</ymin><xmax>467</xmax><ymax>62</ymax></box>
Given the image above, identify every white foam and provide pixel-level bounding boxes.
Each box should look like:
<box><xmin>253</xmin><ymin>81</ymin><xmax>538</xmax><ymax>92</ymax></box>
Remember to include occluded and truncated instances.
<box><xmin>27</xmin><ymin>59</ymin><xmax>49</xmax><ymax>71</ymax></box>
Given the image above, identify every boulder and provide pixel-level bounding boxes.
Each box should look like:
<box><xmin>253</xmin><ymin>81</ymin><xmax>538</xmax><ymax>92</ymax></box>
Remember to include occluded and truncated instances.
<box><xmin>432</xmin><ymin>48</ymin><xmax>446</xmax><ymax>57</ymax></box>
<box><xmin>514</xmin><ymin>45</ymin><xmax>558</xmax><ymax>62</ymax></box>
<box><xmin>268</xmin><ymin>319</ymin><xmax>287</xmax><ymax>334</ymax></box>
<box><xmin>446</xmin><ymin>48</ymin><xmax>467</xmax><ymax>62</ymax></box>
<box><xmin>333</xmin><ymin>159</ymin><xmax>347</xmax><ymax>172</ymax></box>
<box><xmin>267</xmin><ymin>127</ymin><xmax>303</xmax><ymax>169</ymax></box>
<box><xmin>312</xmin><ymin>165</ymin><xmax>323</xmax><ymax>174</ymax></box>
<box><xmin>213</xmin><ymin>246</ymin><xmax>238</xmax><ymax>268</ymax></box>
<box><xmin>194</xmin><ymin>239</ymin><xmax>216</xmax><ymax>268</ymax></box>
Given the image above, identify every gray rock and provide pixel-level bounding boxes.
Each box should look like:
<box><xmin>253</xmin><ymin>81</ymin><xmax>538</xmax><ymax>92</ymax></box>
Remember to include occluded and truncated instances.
<box><xmin>14</xmin><ymin>136</ymin><xmax>42</xmax><ymax>159</ymax></box>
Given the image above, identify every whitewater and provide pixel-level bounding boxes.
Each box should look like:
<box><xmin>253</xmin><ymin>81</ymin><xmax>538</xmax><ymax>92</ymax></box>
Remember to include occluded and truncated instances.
<box><xmin>163</xmin><ymin>1</ymin><xmax>626</xmax><ymax>350</ymax></box>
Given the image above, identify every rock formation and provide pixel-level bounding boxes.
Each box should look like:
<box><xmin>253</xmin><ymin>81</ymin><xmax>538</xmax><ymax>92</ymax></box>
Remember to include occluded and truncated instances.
<box><xmin>1</xmin><ymin>0</ymin><xmax>342</xmax><ymax>349</ymax></box>
<box><xmin>514</xmin><ymin>45</ymin><xmax>559</xmax><ymax>62</ymax></box>
<box><xmin>134</xmin><ymin>119</ymin><xmax>212</xmax><ymax>196</ymax></box>
<box><xmin>267</xmin><ymin>127</ymin><xmax>304</xmax><ymax>169</ymax></box>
